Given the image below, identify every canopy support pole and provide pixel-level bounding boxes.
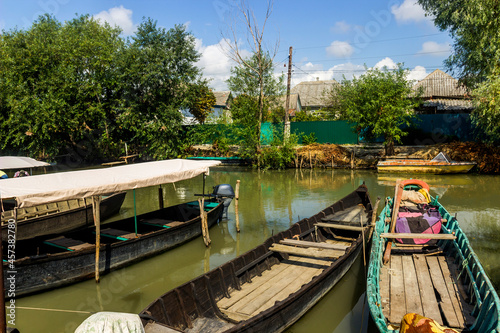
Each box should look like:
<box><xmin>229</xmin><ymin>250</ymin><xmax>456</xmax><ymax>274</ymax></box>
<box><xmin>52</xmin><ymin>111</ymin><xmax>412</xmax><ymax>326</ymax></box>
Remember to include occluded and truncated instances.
<box><xmin>202</xmin><ymin>173</ymin><xmax>206</xmax><ymax>196</ymax></box>
<box><xmin>133</xmin><ymin>189</ymin><xmax>138</xmax><ymax>237</ymax></box>
<box><xmin>92</xmin><ymin>196</ymin><xmax>102</xmax><ymax>283</ymax></box>
<box><xmin>158</xmin><ymin>185</ymin><xmax>164</xmax><ymax>210</ymax></box>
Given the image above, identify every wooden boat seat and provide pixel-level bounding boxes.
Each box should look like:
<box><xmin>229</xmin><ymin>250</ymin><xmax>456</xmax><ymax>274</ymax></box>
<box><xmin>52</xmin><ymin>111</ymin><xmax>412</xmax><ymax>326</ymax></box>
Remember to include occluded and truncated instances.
<box><xmin>186</xmin><ymin>201</ymin><xmax>219</xmax><ymax>211</ymax></box>
<box><xmin>44</xmin><ymin>236</ymin><xmax>94</xmax><ymax>251</ymax></box>
<box><xmin>320</xmin><ymin>204</ymin><xmax>367</xmax><ymax>225</ymax></box>
<box><xmin>269</xmin><ymin>243</ymin><xmax>344</xmax><ymax>259</ymax></box>
<box><xmin>314</xmin><ymin>222</ymin><xmax>368</xmax><ymax>232</ymax></box>
<box><xmin>140</xmin><ymin>218</ymin><xmax>183</xmax><ymax>228</ymax></box>
<box><xmin>100</xmin><ymin>228</ymin><xmax>139</xmax><ymax>240</ymax></box>
<box><xmin>279</xmin><ymin>239</ymin><xmax>349</xmax><ymax>251</ymax></box>
<box><xmin>380</xmin><ymin>233</ymin><xmax>456</xmax><ymax>240</ymax></box>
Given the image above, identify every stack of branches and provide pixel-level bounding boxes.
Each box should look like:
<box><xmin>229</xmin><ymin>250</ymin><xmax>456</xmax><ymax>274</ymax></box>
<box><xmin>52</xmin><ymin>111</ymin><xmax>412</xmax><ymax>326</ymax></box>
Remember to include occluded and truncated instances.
<box><xmin>295</xmin><ymin>144</ymin><xmax>353</xmax><ymax>168</ymax></box>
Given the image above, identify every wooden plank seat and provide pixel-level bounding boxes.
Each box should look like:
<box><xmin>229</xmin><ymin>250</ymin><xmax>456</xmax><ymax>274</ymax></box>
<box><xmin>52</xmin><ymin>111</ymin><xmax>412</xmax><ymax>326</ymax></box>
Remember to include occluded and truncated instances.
<box><xmin>269</xmin><ymin>243</ymin><xmax>344</xmax><ymax>259</ymax></box>
<box><xmin>320</xmin><ymin>204</ymin><xmax>367</xmax><ymax>225</ymax></box>
<box><xmin>44</xmin><ymin>236</ymin><xmax>94</xmax><ymax>251</ymax></box>
<box><xmin>99</xmin><ymin>228</ymin><xmax>138</xmax><ymax>240</ymax></box>
<box><xmin>140</xmin><ymin>218</ymin><xmax>183</xmax><ymax>228</ymax></box>
<box><xmin>279</xmin><ymin>238</ymin><xmax>349</xmax><ymax>251</ymax></box>
<box><xmin>380</xmin><ymin>233</ymin><xmax>456</xmax><ymax>240</ymax></box>
<box><xmin>315</xmin><ymin>222</ymin><xmax>368</xmax><ymax>232</ymax></box>
<box><xmin>186</xmin><ymin>201</ymin><xmax>219</xmax><ymax>210</ymax></box>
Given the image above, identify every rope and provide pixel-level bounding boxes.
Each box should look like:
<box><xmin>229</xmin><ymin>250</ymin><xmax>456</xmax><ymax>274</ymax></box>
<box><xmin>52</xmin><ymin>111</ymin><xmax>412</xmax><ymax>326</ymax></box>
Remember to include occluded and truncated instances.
<box><xmin>9</xmin><ymin>306</ymin><xmax>93</xmax><ymax>314</ymax></box>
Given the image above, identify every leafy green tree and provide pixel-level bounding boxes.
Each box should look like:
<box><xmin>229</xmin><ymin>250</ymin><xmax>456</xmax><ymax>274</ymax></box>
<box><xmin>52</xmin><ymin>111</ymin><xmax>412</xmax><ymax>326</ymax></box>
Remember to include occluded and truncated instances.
<box><xmin>116</xmin><ymin>19</ymin><xmax>203</xmax><ymax>159</ymax></box>
<box><xmin>227</xmin><ymin>52</ymin><xmax>285</xmax><ymax>159</ymax></box>
<box><xmin>472</xmin><ymin>67</ymin><xmax>500</xmax><ymax>143</ymax></box>
<box><xmin>326</xmin><ymin>64</ymin><xmax>421</xmax><ymax>155</ymax></box>
<box><xmin>184</xmin><ymin>83</ymin><xmax>216</xmax><ymax>124</ymax></box>
<box><xmin>418</xmin><ymin>0</ymin><xmax>500</xmax><ymax>88</ymax></box>
<box><xmin>0</xmin><ymin>14</ymin><xmax>123</xmax><ymax>160</ymax></box>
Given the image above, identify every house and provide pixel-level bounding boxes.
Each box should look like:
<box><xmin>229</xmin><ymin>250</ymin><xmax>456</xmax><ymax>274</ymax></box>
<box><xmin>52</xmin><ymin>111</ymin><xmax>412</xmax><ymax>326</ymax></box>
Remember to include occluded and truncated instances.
<box><xmin>212</xmin><ymin>91</ymin><xmax>233</xmax><ymax>120</ymax></box>
<box><xmin>413</xmin><ymin>69</ymin><xmax>473</xmax><ymax>114</ymax></box>
<box><xmin>279</xmin><ymin>93</ymin><xmax>302</xmax><ymax>118</ymax></box>
<box><xmin>291</xmin><ymin>79</ymin><xmax>339</xmax><ymax>112</ymax></box>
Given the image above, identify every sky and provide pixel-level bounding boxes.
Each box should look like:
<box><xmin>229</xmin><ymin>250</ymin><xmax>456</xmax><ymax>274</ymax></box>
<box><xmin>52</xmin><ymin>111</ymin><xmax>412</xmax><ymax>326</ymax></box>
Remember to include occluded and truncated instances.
<box><xmin>0</xmin><ymin>0</ymin><xmax>453</xmax><ymax>91</ymax></box>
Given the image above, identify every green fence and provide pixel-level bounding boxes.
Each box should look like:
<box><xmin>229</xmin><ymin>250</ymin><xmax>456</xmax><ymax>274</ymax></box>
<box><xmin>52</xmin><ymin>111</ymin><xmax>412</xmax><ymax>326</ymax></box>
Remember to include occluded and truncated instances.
<box><xmin>291</xmin><ymin>121</ymin><xmax>358</xmax><ymax>144</ymax></box>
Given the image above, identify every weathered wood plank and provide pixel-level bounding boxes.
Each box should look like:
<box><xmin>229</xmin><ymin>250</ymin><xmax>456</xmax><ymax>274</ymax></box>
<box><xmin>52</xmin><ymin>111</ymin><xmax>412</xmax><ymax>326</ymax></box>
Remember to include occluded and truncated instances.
<box><xmin>381</xmin><ymin>233</ymin><xmax>456</xmax><ymax>240</ymax></box>
<box><xmin>217</xmin><ymin>263</ymin><xmax>290</xmax><ymax>310</ymax></box>
<box><xmin>269</xmin><ymin>243</ymin><xmax>343</xmax><ymax>259</ymax></box>
<box><xmin>324</xmin><ymin>239</ymin><xmax>351</xmax><ymax>247</ymax></box>
<box><xmin>315</xmin><ymin>222</ymin><xmax>367</xmax><ymax>232</ymax></box>
<box><xmin>220</xmin><ymin>309</ymin><xmax>251</xmax><ymax>322</ymax></box>
<box><xmin>389</xmin><ymin>255</ymin><xmax>406</xmax><ymax>324</ymax></box>
<box><xmin>427</xmin><ymin>256</ymin><xmax>461</xmax><ymax>328</ymax></box>
<box><xmin>321</xmin><ymin>204</ymin><xmax>366</xmax><ymax>224</ymax></box>
<box><xmin>412</xmin><ymin>254</ymin><xmax>443</xmax><ymax>325</ymax></box>
<box><xmin>437</xmin><ymin>256</ymin><xmax>465</xmax><ymax>328</ymax></box>
<box><xmin>379</xmin><ymin>263</ymin><xmax>390</xmax><ymax>319</ymax></box>
<box><xmin>401</xmin><ymin>255</ymin><xmax>423</xmax><ymax>315</ymax></box>
<box><xmin>279</xmin><ymin>239</ymin><xmax>349</xmax><ymax>251</ymax></box>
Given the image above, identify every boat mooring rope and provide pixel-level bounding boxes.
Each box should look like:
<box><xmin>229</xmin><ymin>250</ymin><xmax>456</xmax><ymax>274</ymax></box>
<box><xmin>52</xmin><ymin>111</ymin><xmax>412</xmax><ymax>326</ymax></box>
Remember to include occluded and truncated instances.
<box><xmin>7</xmin><ymin>306</ymin><xmax>93</xmax><ymax>314</ymax></box>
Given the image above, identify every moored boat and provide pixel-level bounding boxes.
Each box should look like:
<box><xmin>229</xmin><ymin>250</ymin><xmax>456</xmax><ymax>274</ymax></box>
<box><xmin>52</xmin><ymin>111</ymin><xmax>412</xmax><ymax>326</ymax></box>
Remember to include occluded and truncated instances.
<box><xmin>1</xmin><ymin>192</ymin><xmax>126</xmax><ymax>240</ymax></box>
<box><xmin>367</xmin><ymin>179</ymin><xmax>500</xmax><ymax>332</ymax></box>
<box><xmin>377</xmin><ymin>152</ymin><xmax>476</xmax><ymax>174</ymax></box>
<box><xmin>76</xmin><ymin>184</ymin><xmax>375</xmax><ymax>332</ymax></box>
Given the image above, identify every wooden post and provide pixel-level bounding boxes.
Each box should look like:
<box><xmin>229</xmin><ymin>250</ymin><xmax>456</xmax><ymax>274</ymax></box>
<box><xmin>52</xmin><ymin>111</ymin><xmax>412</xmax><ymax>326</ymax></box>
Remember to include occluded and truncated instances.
<box><xmin>198</xmin><ymin>198</ymin><xmax>211</xmax><ymax>246</ymax></box>
<box><xmin>235</xmin><ymin>180</ymin><xmax>240</xmax><ymax>233</ymax></box>
<box><xmin>92</xmin><ymin>195</ymin><xmax>102</xmax><ymax>283</ymax></box>
<box><xmin>309</xmin><ymin>151</ymin><xmax>312</xmax><ymax>169</ymax></box>
<box><xmin>350</xmin><ymin>149</ymin><xmax>354</xmax><ymax>169</ymax></box>
<box><xmin>383</xmin><ymin>180</ymin><xmax>403</xmax><ymax>265</ymax></box>
<box><xmin>158</xmin><ymin>185</ymin><xmax>164</xmax><ymax>209</ymax></box>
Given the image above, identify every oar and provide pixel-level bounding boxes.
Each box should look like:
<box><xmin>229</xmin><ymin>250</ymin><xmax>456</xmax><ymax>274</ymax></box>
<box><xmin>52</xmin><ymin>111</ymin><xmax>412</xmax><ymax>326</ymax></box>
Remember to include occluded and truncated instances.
<box><xmin>383</xmin><ymin>179</ymin><xmax>404</xmax><ymax>265</ymax></box>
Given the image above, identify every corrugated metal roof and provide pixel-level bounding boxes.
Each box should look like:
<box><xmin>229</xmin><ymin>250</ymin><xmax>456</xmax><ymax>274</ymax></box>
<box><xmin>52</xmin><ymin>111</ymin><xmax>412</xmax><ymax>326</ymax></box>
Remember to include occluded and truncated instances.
<box><xmin>414</xmin><ymin>69</ymin><xmax>468</xmax><ymax>98</ymax></box>
<box><xmin>291</xmin><ymin>80</ymin><xmax>339</xmax><ymax>108</ymax></box>
<box><xmin>213</xmin><ymin>91</ymin><xmax>232</xmax><ymax>107</ymax></box>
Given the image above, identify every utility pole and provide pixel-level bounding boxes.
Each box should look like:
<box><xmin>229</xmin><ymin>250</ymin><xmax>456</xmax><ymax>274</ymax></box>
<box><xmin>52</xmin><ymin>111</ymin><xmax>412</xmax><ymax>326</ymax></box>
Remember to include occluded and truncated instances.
<box><xmin>284</xmin><ymin>46</ymin><xmax>292</xmax><ymax>140</ymax></box>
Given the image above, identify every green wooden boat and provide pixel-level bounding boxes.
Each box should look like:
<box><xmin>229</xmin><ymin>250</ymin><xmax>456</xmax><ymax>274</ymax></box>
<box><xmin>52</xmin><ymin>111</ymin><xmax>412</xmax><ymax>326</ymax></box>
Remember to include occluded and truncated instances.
<box><xmin>367</xmin><ymin>179</ymin><xmax>500</xmax><ymax>332</ymax></box>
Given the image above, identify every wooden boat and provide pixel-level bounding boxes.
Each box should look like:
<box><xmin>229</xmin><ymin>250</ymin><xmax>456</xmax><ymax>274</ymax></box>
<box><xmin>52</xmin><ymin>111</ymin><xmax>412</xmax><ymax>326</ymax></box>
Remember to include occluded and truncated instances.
<box><xmin>1</xmin><ymin>192</ymin><xmax>126</xmax><ymax>241</ymax></box>
<box><xmin>377</xmin><ymin>152</ymin><xmax>476</xmax><ymax>174</ymax></box>
<box><xmin>5</xmin><ymin>199</ymin><xmax>224</xmax><ymax>297</ymax></box>
<box><xmin>367</xmin><ymin>179</ymin><xmax>500</xmax><ymax>332</ymax></box>
<box><xmin>137</xmin><ymin>185</ymin><xmax>374</xmax><ymax>333</ymax></box>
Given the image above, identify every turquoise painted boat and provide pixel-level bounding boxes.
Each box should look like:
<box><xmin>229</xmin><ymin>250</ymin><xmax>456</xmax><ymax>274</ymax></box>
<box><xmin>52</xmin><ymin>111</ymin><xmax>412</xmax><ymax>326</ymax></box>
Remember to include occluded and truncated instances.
<box><xmin>367</xmin><ymin>179</ymin><xmax>500</xmax><ymax>332</ymax></box>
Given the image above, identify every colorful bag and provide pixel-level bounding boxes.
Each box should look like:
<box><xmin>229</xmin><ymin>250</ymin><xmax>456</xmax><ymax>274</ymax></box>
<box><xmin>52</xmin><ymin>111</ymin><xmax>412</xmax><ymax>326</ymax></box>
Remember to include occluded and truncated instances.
<box><xmin>395</xmin><ymin>205</ymin><xmax>442</xmax><ymax>244</ymax></box>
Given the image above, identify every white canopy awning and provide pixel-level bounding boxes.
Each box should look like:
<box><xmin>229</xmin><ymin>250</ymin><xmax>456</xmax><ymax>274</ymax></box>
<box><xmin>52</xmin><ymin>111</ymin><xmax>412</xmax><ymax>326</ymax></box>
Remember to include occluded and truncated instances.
<box><xmin>0</xmin><ymin>159</ymin><xmax>221</xmax><ymax>207</ymax></box>
<box><xmin>0</xmin><ymin>156</ymin><xmax>51</xmax><ymax>170</ymax></box>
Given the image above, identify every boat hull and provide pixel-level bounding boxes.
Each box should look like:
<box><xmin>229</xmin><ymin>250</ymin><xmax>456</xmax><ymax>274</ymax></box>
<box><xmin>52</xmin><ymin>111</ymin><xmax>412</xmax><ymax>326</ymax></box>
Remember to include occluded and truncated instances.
<box><xmin>4</xmin><ymin>200</ymin><xmax>224</xmax><ymax>297</ymax></box>
<box><xmin>367</xmin><ymin>193</ymin><xmax>500</xmax><ymax>332</ymax></box>
<box><xmin>1</xmin><ymin>192</ymin><xmax>126</xmax><ymax>240</ymax></box>
<box><xmin>140</xmin><ymin>185</ymin><xmax>374</xmax><ymax>333</ymax></box>
<box><xmin>377</xmin><ymin>162</ymin><xmax>475</xmax><ymax>174</ymax></box>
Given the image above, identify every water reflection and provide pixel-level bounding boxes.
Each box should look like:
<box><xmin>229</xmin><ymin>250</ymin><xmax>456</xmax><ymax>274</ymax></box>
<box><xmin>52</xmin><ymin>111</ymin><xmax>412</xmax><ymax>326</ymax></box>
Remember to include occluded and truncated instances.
<box><xmin>12</xmin><ymin>168</ymin><xmax>500</xmax><ymax>333</ymax></box>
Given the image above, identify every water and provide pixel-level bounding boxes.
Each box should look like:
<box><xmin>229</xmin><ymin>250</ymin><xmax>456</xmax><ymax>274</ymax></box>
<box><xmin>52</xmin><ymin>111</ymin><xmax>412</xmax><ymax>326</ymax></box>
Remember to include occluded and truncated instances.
<box><xmin>11</xmin><ymin>168</ymin><xmax>500</xmax><ymax>333</ymax></box>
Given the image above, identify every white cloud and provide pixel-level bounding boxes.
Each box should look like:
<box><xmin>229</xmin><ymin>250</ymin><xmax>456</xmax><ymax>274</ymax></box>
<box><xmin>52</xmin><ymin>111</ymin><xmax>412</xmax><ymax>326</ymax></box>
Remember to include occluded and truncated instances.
<box><xmin>391</xmin><ymin>0</ymin><xmax>429</xmax><ymax>24</ymax></box>
<box><xmin>417</xmin><ymin>41</ymin><xmax>451</xmax><ymax>56</ymax></box>
<box><xmin>374</xmin><ymin>57</ymin><xmax>397</xmax><ymax>70</ymax></box>
<box><xmin>331</xmin><ymin>21</ymin><xmax>351</xmax><ymax>33</ymax></box>
<box><xmin>407</xmin><ymin>65</ymin><xmax>428</xmax><ymax>82</ymax></box>
<box><xmin>326</xmin><ymin>41</ymin><xmax>354</xmax><ymax>58</ymax></box>
<box><xmin>291</xmin><ymin>62</ymin><xmax>365</xmax><ymax>86</ymax></box>
<box><xmin>196</xmin><ymin>38</ymin><xmax>250</xmax><ymax>91</ymax></box>
<box><xmin>94</xmin><ymin>6</ymin><xmax>136</xmax><ymax>35</ymax></box>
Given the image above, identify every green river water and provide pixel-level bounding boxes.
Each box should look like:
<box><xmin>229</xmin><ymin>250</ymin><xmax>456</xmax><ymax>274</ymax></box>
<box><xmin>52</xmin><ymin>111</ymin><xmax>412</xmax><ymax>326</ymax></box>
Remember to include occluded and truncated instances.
<box><xmin>11</xmin><ymin>167</ymin><xmax>500</xmax><ymax>333</ymax></box>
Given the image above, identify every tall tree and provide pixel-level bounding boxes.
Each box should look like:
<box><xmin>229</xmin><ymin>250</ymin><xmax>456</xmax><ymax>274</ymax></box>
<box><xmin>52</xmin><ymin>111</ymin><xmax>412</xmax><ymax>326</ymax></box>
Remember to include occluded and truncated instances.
<box><xmin>222</xmin><ymin>0</ymin><xmax>280</xmax><ymax>151</ymax></box>
<box><xmin>418</xmin><ymin>0</ymin><xmax>500</xmax><ymax>88</ymax></box>
<box><xmin>184</xmin><ymin>83</ymin><xmax>216</xmax><ymax>124</ymax></box>
<box><xmin>472</xmin><ymin>66</ymin><xmax>500</xmax><ymax>144</ymax></box>
<box><xmin>326</xmin><ymin>64</ymin><xmax>421</xmax><ymax>156</ymax></box>
<box><xmin>0</xmin><ymin>14</ymin><xmax>123</xmax><ymax>160</ymax></box>
<box><xmin>116</xmin><ymin>19</ymin><xmax>203</xmax><ymax>158</ymax></box>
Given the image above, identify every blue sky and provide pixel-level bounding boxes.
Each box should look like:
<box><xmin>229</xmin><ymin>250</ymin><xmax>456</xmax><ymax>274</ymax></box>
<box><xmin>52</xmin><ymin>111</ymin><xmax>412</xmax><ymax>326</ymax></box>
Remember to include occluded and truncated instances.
<box><xmin>0</xmin><ymin>0</ymin><xmax>453</xmax><ymax>91</ymax></box>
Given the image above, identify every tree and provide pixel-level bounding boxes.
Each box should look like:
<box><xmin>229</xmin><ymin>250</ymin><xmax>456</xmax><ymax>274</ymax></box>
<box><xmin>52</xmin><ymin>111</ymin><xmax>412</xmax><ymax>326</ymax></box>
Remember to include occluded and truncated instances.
<box><xmin>222</xmin><ymin>0</ymin><xmax>280</xmax><ymax>151</ymax></box>
<box><xmin>116</xmin><ymin>19</ymin><xmax>203</xmax><ymax>159</ymax></box>
<box><xmin>418</xmin><ymin>0</ymin><xmax>500</xmax><ymax>88</ymax></box>
<box><xmin>472</xmin><ymin>66</ymin><xmax>500</xmax><ymax>143</ymax></box>
<box><xmin>227</xmin><ymin>52</ymin><xmax>285</xmax><ymax>159</ymax></box>
<box><xmin>184</xmin><ymin>83</ymin><xmax>216</xmax><ymax>124</ymax></box>
<box><xmin>0</xmin><ymin>14</ymin><xmax>124</xmax><ymax>160</ymax></box>
<box><xmin>325</xmin><ymin>64</ymin><xmax>421</xmax><ymax>156</ymax></box>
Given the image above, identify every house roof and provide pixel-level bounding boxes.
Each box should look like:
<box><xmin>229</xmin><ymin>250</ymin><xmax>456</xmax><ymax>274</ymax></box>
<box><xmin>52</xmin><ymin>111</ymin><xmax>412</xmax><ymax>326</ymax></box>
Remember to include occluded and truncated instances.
<box><xmin>213</xmin><ymin>91</ymin><xmax>232</xmax><ymax>107</ymax></box>
<box><xmin>291</xmin><ymin>80</ymin><xmax>339</xmax><ymax>108</ymax></box>
<box><xmin>279</xmin><ymin>93</ymin><xmax>301</xmax><ymax>111</ymax></box>
<box><xmin>414</xmin><ymin>69</ymin><xmax>468</xmax><ymax>98</ymax></box>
